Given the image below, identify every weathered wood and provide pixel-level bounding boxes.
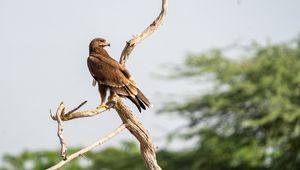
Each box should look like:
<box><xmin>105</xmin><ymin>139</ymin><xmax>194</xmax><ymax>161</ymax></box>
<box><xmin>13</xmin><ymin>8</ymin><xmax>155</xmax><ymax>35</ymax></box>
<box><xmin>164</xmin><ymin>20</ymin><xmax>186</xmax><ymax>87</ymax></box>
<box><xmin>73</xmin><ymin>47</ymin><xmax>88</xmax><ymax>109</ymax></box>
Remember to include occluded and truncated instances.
<box><xmin>114</xmin><ymin>97</ymin><xmax>161</xmax><ymax>170</ymax></box>
<box><xmin>48</xmin><ymin>0</ymin><xmax>168</xmax><ymax>169</ymax></box>
<box><xmin>46</xmin><ymin>124</ymin><xmax>126</xmax><ymax>170</ymax></box>
<box><xmin>120</xmin><ymin>0</ymin><xmax>168</xmax><ymax>67</ymax></box>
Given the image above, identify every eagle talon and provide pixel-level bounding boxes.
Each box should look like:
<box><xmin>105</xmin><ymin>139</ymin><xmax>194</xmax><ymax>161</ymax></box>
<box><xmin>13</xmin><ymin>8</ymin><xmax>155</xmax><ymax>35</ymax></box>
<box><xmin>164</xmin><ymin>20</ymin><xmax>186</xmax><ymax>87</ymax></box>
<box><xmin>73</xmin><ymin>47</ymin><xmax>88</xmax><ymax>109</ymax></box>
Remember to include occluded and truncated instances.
<box><xmin>96</xmin><ymin>104</ymin><xmax>109</xmax><ymax>110</ymax></box>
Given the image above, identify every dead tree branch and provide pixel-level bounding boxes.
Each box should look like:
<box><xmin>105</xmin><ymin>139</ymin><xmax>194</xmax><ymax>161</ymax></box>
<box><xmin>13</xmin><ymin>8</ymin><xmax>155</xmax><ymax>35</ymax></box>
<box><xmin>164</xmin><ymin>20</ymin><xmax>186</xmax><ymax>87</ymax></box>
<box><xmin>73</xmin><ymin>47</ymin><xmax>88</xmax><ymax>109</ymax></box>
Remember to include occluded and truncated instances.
<box><xmin>50</xmin><ymin>100</ymin><xmax>114</xmax><ymax>121</ymax></box>
<box><xmin>120</xmin><ymin>0</ymin><xmax>168</xmax><ymax>66</ymax></box>
<box><xmin>52</xmin><ymin>102</ymin><xmax>67</xmax><ymax>160</ymax></box>
<box><xmin>116</xmin><ymin>0</ymin><xmax>168</xmax><ymax>169</ymax></box>
<box><xmin>114</xmin><ymin>97</ymin><xmax>161</xmax><ymax>170</ymax></box>
<box><xmin>49</xmin><ymin>0</ymin><xmax>168</xmax><ymax>169</ymax></box>
<box><xmin>46</xmin><ymin>124</ymin><xmax>126</xmax><ymax>170</ymax></box>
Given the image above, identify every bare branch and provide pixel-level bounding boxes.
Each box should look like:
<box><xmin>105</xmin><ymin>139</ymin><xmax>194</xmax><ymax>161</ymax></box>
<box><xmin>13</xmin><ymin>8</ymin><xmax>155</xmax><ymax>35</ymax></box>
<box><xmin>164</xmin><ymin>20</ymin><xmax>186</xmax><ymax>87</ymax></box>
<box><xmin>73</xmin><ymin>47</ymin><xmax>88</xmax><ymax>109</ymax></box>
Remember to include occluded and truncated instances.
<box><xmin>46</xmin><ymin>124</ymin><xmax>126</xmax><ymax>170</ymax></box>
<box><xmin>113</xmin><ymin>97</ymin><xmax>161</xmax><ymax>170</ymax></box>
<box><xmin>66</xmin><ymin>100</ymin><xmax>87</xmax><ymax>114</ymax></box>
<box><xmin>119</xmin><ymin>0</ymin><xmax>169</xmax><ymax>66</ymax></box>
<box><xmin>115</xmin><ymin>0</ymin><xmax>168</xmax><ymax>169</ymax></box>
<box><xmin>51</xmin><ymin>101</ymin><xmax>113</xmax><ymax>121</ymax></box>
<box><xmin>55</xmin><ymin>102</ymin><xmax>68</xmax><ymax>160</ymax></box>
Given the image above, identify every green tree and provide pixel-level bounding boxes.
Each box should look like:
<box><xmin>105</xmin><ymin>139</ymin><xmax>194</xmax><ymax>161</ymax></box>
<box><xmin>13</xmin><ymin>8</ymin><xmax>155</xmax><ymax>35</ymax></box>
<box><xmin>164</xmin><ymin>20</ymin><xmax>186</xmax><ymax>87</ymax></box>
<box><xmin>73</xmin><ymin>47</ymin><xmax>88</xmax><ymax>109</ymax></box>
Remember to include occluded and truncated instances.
<box><xmin>0</xmin><ymin>148</ymin><xmax>84</xmax><ymax>170</ymax></box>
<box><xmin>0</xmin><ymin>142</ymin><xmax>145</xmax><ymax>170</ymax></box>
<box><xmin>161</xmin><ymin>37</ymin><xmax>300</xmax><ymax>170</ymax></box>
<box><xmin>0</xmin><ymin>142</ymin><xmax>198</xmax><ymax>170</ymax></box>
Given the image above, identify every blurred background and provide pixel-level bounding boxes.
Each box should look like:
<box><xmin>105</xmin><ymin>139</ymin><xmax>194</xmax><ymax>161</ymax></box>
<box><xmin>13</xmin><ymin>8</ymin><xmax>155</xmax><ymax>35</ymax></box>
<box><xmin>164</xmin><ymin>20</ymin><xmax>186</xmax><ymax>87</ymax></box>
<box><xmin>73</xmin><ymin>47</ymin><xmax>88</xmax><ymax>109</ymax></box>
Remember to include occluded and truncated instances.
<box><xmin>1</xmin><ymin>0</ymin><xmax>300</xmax><ymax>169</ymax></box>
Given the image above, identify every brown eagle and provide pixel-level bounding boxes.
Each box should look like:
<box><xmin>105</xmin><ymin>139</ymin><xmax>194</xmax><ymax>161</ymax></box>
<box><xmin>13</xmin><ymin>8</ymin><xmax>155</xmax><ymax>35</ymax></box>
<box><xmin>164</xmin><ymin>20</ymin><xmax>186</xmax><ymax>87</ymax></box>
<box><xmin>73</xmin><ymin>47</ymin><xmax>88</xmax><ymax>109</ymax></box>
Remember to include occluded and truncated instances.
<box><xmin>87</xmin><ymin>38</ymin><xmax>152</xmax><ymax>112</ymax></box>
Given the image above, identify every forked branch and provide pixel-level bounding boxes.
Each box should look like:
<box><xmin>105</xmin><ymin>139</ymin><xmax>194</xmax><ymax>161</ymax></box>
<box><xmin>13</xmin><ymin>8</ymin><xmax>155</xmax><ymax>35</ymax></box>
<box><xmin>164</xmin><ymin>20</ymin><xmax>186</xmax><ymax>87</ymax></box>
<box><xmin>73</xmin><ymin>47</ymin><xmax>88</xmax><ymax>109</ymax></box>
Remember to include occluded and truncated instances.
<box><xmin>50</xmin><ymin>100</ymin><xmax>114</xmax><ymax>121</ymax></box>
<box><xmin>49</xmin><ymin>0</ymin><xmax>168</xmax><ymax>169</ymax></box>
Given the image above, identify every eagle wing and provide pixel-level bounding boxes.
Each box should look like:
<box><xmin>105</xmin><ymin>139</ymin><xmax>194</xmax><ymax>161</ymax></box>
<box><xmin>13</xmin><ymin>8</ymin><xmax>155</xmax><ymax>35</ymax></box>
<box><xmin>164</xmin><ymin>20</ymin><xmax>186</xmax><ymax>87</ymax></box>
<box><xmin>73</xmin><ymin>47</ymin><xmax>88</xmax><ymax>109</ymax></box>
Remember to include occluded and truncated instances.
<box><xmin>87</xmin><ymin>54</ymin><xmax>138</xmax><ymax>97</ymax></box>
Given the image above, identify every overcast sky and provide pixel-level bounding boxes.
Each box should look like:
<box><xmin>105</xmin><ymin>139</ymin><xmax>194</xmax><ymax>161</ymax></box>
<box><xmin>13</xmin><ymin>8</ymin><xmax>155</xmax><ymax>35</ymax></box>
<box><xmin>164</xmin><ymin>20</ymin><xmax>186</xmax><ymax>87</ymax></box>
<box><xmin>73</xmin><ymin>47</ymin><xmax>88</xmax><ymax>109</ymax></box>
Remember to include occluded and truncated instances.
<box><xmin>0</xmin><ymin>0</ymin><xmax>299</xmax><ymax>163</ymax></box>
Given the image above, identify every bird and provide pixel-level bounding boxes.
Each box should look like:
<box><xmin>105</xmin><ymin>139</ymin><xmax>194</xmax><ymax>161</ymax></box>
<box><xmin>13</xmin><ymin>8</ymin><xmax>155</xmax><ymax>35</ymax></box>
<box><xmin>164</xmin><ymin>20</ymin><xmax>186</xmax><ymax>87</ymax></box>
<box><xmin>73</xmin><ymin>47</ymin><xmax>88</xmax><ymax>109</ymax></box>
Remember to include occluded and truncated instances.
<box><xmin>87</xmin><ymin>37</ymin><xmax>152</xmax><ymax>112</ymax></box>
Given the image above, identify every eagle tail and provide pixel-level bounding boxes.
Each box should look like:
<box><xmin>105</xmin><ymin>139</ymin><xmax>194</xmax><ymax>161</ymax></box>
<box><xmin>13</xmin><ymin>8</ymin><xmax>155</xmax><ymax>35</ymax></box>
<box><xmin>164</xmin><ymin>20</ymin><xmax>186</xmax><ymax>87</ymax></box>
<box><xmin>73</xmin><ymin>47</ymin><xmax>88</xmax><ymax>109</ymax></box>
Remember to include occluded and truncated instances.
<box><xmin>136</xmin><ymin>89</ymin><xmax>152</xmax><ymax>108</ymax></box>
<box><xmin>127</xmin><ymin>89</ymin><xmax>152</xmax><ymax>113</ymax></box>
<box><xmin>128</xmin><ymin>96</ymin><xmax>142</xmax><ymax>112</ymax></box>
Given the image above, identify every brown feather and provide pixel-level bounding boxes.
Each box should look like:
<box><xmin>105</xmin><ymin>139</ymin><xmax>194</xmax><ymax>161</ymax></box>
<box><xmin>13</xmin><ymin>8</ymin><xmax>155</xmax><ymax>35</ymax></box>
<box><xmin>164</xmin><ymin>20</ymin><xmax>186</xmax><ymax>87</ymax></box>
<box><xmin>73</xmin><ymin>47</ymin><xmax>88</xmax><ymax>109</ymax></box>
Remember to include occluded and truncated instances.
<box><xmin>136</xmin><ymin>89</ymin><xmax>152</xmax><ymax>108</ymax></box>
<box><xmin>127</xmin><ymin>96</ymin><xmax>142</xmax><ymax>112</ymax></box>
<box><xmin>87</xmin><ymin>38</ymin><xmax>152</xmax><ymax>112</ymax></box>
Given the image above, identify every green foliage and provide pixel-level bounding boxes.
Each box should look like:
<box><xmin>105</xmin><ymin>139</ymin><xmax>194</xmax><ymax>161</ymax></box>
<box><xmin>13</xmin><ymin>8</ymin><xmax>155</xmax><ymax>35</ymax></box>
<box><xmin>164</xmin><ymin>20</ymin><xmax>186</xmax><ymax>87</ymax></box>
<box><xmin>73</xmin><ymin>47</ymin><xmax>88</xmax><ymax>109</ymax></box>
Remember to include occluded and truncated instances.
<box><xmin>86</xmin><ymin>141</ymin><xmax>144</xmax><ymax>170</ymax></box>
<box><xmin>0</xmin><ymin>142</ymin><xmax>194</xmax><ymax>170</ymax></box>
<box><xmin>0</xmin><ymin>148</ymin><xmax>83</xmax><ymax>170</ymax></box>
<box><xmin>162</xmin><ymin>37</ymin><xmax>300</xmax><ymax>170</ymax></box>
<box><xmin>0</xmin><ymin>142</ymin><xmax>144</xmax><ymax>170</ymax></box>
<box><xmin>0</xmin><ymin>145</ymin><xmax>200</xmax><ymax>170</ymax></box>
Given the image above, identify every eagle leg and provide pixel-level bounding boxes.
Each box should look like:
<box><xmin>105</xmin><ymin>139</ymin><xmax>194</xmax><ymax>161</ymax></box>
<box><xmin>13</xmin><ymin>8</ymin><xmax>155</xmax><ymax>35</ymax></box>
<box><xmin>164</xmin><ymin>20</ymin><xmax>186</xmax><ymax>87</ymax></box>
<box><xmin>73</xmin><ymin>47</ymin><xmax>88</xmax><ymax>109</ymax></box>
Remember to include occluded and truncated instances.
<box><xmin>108</xmin><ymin>89</ymin><xmax>117</xmax><ymax>101</ymax></box>
<box><xmin>96</xmin><ymin>84</ymin><xmax>109</xmax><ymax>110</ymax></box>
<box><xmin>98</xmin><ymin>84</ymin><xmax>107</xmax><ymax>104</ymax></box>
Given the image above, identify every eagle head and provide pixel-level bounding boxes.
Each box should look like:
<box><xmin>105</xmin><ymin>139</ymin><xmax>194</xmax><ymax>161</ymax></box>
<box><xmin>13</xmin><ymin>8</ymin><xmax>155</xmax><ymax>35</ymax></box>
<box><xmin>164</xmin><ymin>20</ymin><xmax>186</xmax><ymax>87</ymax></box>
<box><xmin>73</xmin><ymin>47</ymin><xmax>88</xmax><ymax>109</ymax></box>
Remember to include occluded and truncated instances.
<box><xmin>89</xmin><ymin>38</ymin><xmax>111</xmax><ymax>54</ymax></box>
<box><xmin>90</xmin><ymin>37</ymin><xmax>110</xmax><ymax>48</ymax></box>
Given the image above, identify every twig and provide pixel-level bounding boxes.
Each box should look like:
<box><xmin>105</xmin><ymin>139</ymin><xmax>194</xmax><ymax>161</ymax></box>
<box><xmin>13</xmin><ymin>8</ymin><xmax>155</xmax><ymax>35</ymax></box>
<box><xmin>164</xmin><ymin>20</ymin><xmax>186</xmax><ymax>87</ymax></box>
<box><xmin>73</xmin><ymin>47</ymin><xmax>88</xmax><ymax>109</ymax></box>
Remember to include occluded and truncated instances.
<box><xmin>55</xmin><ymin>102</ymin><xmax>68</xmax><ymax>160</ymax></box>
<box><xmin>46</xmin><ymin>124</ymin><xmax>126</xmax><ymax>170</ymax></box>
<box><xmin>49</xmin><ymin>100</ymin><xmax>114</xmax><ymax>165</ymax></box>
<box><xmin>66</xmin><ymin>100</ymin><xmax>87</xmax><ymax>114</ymax></box>
<box><xmin>51</xmin><ymin>101</ymin><xmax>113</xmax><ymax>121</ymax></box>
<box><xmin>119</xmin><ymin>0</ymin><xmax>168</xmax><ymax>66</ymax></box>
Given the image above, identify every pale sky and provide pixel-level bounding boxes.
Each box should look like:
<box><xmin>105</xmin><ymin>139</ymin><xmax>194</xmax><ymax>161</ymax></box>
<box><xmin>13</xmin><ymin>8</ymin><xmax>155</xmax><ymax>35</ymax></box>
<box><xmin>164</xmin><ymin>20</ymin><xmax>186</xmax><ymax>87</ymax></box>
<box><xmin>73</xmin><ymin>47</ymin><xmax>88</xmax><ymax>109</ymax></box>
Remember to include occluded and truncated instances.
<box><xmin>0</xmin><ymin>0</ymin><xmax>299</xmax><ymax>163</ymax></box>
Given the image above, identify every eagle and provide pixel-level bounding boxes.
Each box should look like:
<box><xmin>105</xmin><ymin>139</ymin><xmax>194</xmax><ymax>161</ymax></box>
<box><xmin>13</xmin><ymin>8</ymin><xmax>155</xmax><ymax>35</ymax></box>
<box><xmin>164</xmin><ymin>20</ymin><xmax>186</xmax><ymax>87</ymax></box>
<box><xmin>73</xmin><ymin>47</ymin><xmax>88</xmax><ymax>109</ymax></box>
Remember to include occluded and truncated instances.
<box><xmin>87</xmin><ymin>38</ymin><xmax>152</xmax><ymax>112</ymax></box>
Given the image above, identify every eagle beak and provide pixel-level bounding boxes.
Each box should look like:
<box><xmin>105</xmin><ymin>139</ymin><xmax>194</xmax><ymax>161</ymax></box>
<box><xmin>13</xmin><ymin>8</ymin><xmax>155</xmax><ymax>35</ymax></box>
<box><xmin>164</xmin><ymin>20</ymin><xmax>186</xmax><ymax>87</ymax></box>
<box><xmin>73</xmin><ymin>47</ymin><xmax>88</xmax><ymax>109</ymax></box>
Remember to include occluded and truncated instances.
<box><xmin>105</xmin><ymin>41</ymin><xmax>111</xmax><ymax>47</ymax></box>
